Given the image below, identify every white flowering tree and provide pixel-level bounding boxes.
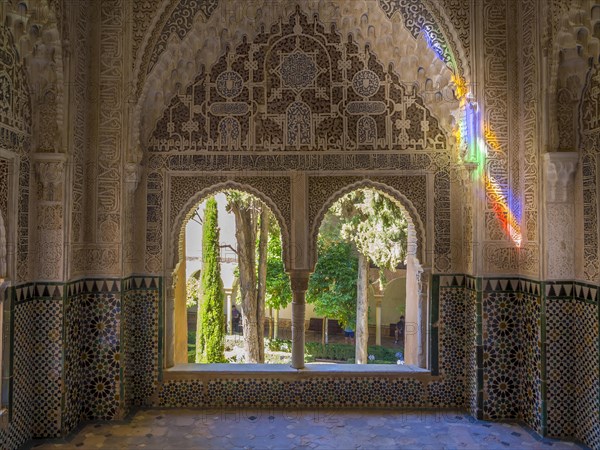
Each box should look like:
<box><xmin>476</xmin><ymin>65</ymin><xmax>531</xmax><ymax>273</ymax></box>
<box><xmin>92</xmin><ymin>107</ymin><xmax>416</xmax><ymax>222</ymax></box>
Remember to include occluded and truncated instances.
<box><xmin>331</xmin><ymin>189</ymin><xmax>408</xmax><ymax>363</ymax></box>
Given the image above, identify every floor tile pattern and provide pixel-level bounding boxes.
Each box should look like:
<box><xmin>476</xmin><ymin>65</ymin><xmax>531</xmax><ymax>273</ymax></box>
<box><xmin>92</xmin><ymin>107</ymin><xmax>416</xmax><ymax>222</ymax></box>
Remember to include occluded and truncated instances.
<box><xmin>29</xmin><ymin>408</ymin><xmax>585</xmax><ymax>450</ymax></box>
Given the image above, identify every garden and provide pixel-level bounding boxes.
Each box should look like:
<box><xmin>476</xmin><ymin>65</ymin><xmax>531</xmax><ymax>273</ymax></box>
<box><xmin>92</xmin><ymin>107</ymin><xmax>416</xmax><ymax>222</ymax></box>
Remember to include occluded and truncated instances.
<box><xmin>186</xmin><ymin>188</ymin><xmax>408</xmax><ymax>365</ymax></box>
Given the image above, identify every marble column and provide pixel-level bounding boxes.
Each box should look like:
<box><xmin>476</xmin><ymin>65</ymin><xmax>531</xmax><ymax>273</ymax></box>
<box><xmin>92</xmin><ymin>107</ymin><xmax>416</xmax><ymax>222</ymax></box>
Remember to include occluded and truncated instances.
<box><xmin>290</xmin><ymin>272</ymin><xmax>310</xmax><ymax>369</ymax></box>
<box><xmin>225</xmin><ymin>288</ymin><xmax>233</xmax><ymax>334</ymax></box>
<box><xmin>375</xmin><ymin>296</ymin><xmax>383</xmax><ymax>346</ymax></box>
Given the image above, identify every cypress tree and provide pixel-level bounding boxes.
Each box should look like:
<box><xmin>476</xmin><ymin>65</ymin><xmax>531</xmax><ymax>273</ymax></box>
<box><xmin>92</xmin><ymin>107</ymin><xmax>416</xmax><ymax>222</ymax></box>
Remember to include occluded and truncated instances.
<box><xmin>196</xmin><ymin>197</ymin><xmax>226</xmax><ymax>363</ymax></box>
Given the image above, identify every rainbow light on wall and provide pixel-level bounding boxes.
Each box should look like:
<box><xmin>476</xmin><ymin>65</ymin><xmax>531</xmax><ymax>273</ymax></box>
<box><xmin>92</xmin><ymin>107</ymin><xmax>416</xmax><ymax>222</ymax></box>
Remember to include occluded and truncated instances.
<box><xmin>420</xmin><ymin>24</ymin><xmax>523</xmax><ymax>248</ymax></box>
<box><xmin>451</xmin><ymin>77</ymin><xmax>523</xmax><ymax>248</ymax></box>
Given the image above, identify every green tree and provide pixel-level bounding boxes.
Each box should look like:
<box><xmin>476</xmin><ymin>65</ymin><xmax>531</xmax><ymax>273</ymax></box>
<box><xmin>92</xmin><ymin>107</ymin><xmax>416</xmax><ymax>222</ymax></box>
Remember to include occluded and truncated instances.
<box><xmin>307</xmin><ymin>233</ymin><xmax>358</xmax><ymax>328</ymax></box>
<box><xmin>265</xmin><ymin>220</ymin><xmax>291</xmax><ymax>338</ymax></box>
<box><xmin>196</xmin><ymin>197</ymin><xmax>226</xmax><ymax>363</ymax></box>
<box><xmin>331</xmin><ymin>189</ymin><xmax>408</xmax><ymax>363</ymax></box>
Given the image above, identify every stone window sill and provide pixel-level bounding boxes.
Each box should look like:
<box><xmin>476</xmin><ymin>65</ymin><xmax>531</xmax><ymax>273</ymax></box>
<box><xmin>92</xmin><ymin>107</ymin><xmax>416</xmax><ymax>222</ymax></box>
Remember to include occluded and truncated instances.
<box><xmin>164</xmin><ymin>363</ymin><xmax>436</xmax><ymax>381</ymax></box>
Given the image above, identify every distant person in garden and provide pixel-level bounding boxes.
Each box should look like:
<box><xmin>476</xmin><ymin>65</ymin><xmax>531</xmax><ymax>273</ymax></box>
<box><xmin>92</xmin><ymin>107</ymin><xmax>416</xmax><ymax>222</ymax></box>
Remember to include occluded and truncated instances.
<box><xmin>232</xmin><ymin>304</ymin><xmax>241</xmax><ymax>333</ymax></box>
<box><xmin>395</xmin><ymin>315</ymin><xmax>405</xmax><ymax>344</ymax></box>
<box><xmin>344</xmin><ymin>323</ymin><xmax>355</xmax><ymax>344</ymax></box>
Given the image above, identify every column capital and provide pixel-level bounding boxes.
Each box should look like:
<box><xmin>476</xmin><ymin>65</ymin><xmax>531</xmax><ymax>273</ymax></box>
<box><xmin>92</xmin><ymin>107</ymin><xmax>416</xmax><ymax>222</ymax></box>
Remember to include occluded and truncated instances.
<box><xmin>124</xmin><ymin>162</ymin><xmax>141</xmax><ymax>194</ymax></box>
<box><xmin>33</xmin><ymin>155</ymin><xmax>66</xmax><ymax>202</ymax></box>
<box><xmin>289</xmin><ymin>271</ymin><xmax>311</xmax><ymax>292</ymax></box>
<box><xmin>543</xmin><ymin>152</ymin><xmax>579</xmax><ymax>202</ymax></box>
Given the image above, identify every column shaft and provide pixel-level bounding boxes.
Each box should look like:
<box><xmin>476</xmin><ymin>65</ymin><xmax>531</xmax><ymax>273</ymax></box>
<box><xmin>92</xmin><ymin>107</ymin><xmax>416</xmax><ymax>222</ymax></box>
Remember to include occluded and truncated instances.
<box><xmin>290</xmin><ymin>273</ymin><xmax>310</xmax><ymax>369</ymax></box>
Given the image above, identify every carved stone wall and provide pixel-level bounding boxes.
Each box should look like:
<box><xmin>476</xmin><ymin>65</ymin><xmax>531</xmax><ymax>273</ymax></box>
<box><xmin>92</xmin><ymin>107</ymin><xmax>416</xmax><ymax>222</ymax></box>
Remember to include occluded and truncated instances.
<box><xmin>133</xmin><ymin>0</ymin><xmax>461</xmax><ymax>160</ymax></box>
<box><xmin>69</xmin><ymin>0</ymin><xmax>92</xmax><ymax>261</ymax></box>
<box><xmin>579</xmin><ymin>64</ymin><xmax>600</xmax><ymax>283</ymax></box>
<box><xmin>144</xmin><ymin>6</ymin><xmax>454</xmax><ymax>275</ymax></box>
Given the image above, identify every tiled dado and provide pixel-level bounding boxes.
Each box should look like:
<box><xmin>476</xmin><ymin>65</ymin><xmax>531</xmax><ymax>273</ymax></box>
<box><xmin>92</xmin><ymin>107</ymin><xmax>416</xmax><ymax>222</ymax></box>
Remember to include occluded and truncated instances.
<box><xmin>64</xmin><ymin>279</ymin><xmax>123</xmax><ymax>424</ymax></box>
<box><xmin>545</xmin><ymin>281</ymin><xmax>599</xmax><ymax>450</ymax></box>
<box><xmin>158</xmin><ymin>377</ymin><xmax>433</xmax><ymax>409</ymax></box>
<box><xmin>0</xmin><ymin>278</ymin><xmax>143</xmax><ymax>450</ymax></box>
<box><xmin>14</xmin><ymin>283</ymin><xmax>64</xmax><ymax>439</ymax></box>
<box><xmin>481</xmin><ymin>279</ymin><xmax>543</xmax><ymax>434</ymax></box>
<box><xmin>123</xmin><ymin>277</ymin><xmax>161</xmax><ymax>409</ymax></box>
<box><xmin>441</xmin><ymin>276</ymin><xmax>544</xmax><ymax>434</ymax></box>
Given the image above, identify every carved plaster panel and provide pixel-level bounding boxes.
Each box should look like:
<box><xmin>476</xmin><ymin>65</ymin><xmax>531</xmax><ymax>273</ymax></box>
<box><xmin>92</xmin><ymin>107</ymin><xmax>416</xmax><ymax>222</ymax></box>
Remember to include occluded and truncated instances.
<box><xmin>134</xmin><ymin>0</ymin><xmax>460</xmax><ymax>158</ymax></box>
<box><xmin>546</xmin><ymin>203</ymin><xmax>575</xmax><ymax>280</ymax></box>
<box><xmin>0</xmin><ymin>25</ymin><xmax>31</xmax><ymax>150</ymax></box>
<box><xmin>544</xmin><ymin>152</ymin><xmax>578</xmax><ymax>203</ymax></box>
<box><xmin>579</xmin><ymin>63</ymin><xmax>600</xmax><ymax>283</ymax></box>
<box><xmin>35</xmin><ymin>159</ymin><xmax>65</xmax><ymax>202</ymax></box>
<box><xmin>2</xmin><ymin>1</ymin><xmax>64</xmax><ymax>154</ymax></box>
<box><xmin>148</xmin><ymin>7</ymin><xmax>446</xmax><ymax>155</ymax></box>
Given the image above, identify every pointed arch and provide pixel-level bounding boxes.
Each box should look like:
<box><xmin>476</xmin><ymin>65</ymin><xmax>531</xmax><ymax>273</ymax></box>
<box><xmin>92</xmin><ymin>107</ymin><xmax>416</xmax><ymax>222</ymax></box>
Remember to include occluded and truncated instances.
<box><xmin>309</xmin><ymin>179</ymin><xmax>427</xmax><ymax>269</ymax></box>
<box><xmin>169</xmin><ymin>180</ymin><xmax>291</xmax><ymax>272</ymax></box>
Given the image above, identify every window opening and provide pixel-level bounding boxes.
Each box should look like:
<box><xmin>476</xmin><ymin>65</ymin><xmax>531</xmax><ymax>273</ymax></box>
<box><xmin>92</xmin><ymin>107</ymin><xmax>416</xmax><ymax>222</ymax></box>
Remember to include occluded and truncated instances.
<box><xmin>177</xmin><ymin>191</ymin><xmax>289</xmax><ymax>365</ymax></box>
<box><xmin>307</xmin><ymin>188</ymin><xmax>412</xmax><ymax>365</ymax></box>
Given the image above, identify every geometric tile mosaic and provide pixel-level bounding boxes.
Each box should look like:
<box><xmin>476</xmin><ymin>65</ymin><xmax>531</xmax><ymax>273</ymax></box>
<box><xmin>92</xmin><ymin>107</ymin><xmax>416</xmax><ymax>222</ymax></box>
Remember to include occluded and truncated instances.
<box><xmin>4</xmin><ymin>275</ymin><xmax>597</xmax><ymax>450</ymax></box>
<box><xmin>123</xmin><ymin>278</ymin><xmax>160</xmax><ymax>409</ymax></box>
<box><xmin>79</xmin><ymin>291</ymin><xmax>122</xmax><ymax>421</ymax></box>
<box><xmin>434</xmin><ymin>286</ymin><xmax>471</xmax><ymax>408</ymax></box>
<box><xmin>546</xmin><ymin>284</ymin><xmax>599</xmax><ymax>450</ymax></box>
<box><xmin>63</xmin><ymin>290</ymin><xmax>85</xmax><ymax>436</ymax></box>
<box><xmin>158</xmin><ymin>377</ymin><xmax>432</xmax><ymax>409</ymax></box>
<box><xmin>30</xmin><ymin>297</ymin><xmax>63</xmax><ymax>438</ymax></box>
<box><xmin>482</xmin><ymin>289</ymin><xmax>543</xmax><ymax>434</ymax></box>
<box><xmin>464</xmin><ymin>286</ymin><xmax>479</xmax><ymax>419</ymax></box>
<box><xmin>483</xmin><ymin>291</ymin><xmax>523</xmax><ymax>420</ymax></box>
<box><xmin>0</xmin><ymin>285</ymin><xmax>34</xmax><ymax>450</ymax></box>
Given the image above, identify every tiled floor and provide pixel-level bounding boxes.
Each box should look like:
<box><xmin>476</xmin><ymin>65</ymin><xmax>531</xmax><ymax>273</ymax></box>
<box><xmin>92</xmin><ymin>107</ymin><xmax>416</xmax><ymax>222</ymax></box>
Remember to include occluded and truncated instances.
<box><xmin>29</xmin><ymin>409</ymin><xmax>586</xmax><ymax>450</ymax></box>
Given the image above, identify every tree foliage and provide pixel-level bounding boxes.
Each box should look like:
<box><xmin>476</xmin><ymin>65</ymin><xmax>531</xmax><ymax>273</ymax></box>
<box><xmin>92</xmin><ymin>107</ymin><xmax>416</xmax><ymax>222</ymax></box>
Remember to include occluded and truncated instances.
<box><xmin>307</xmin><ymin>214</ymin><xmax>358</xmax><ymax>328</ymax></box>
<box><xmin>265</xmin><ymin>220</ymin><xmax>291</xmax><ymax>311</ymax></box>
<box><xmin>196</xmin><ymin>197</ymin><xmax>226</xmax><ymax>363</ymax></box>
<box><xmin>331</xmin><ymin>189</ymin><xmax>408</xmax><ymax>273</ymax></box>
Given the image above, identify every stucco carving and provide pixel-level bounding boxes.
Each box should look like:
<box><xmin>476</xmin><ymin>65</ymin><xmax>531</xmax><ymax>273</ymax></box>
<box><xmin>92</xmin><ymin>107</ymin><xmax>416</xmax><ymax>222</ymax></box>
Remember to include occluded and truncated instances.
<box><xmin>2</xmin><ymin>0</ymin><xmax>64</xmax><ymax>153</ymax></box>
<box><xmin>148</xmin><ymin>7</ymin><xmax>446</xmax><ymax>155</ymax></box>
<box><xmin>0</xmin><ymin>25</ymin><xmax>31</xmax><ymax>150</ymax></box>
<box><xmin>544</xmin><ymin>152</ymin><xmax>578</xmax><ymax>203</ymax></box>
<box><xmin>134</xmin><ymin>0</ymin><xmax>461</xmax><ymax>157</ymax></box>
